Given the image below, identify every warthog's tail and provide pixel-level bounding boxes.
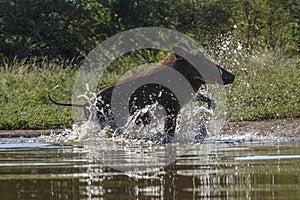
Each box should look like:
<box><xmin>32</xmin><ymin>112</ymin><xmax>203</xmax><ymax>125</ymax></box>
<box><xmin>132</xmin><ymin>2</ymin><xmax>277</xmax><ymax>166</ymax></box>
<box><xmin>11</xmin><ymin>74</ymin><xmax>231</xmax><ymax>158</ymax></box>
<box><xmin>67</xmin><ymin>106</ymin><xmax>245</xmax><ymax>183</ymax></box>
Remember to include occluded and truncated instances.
<box><xmin>48</xmin><ymin>86</ymin><xmax>85</xmax><ymax>107</ymax></box>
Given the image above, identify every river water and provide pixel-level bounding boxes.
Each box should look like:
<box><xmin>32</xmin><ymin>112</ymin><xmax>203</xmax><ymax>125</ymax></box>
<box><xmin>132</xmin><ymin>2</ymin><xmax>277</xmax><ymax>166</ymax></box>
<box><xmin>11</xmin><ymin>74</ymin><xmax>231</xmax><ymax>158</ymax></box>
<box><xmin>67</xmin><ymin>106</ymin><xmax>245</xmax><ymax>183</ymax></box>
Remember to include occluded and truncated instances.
<box><xmin>0</xmin><ymin>135</ymin><xmax>300</xmax><ymax>199</ymax></box>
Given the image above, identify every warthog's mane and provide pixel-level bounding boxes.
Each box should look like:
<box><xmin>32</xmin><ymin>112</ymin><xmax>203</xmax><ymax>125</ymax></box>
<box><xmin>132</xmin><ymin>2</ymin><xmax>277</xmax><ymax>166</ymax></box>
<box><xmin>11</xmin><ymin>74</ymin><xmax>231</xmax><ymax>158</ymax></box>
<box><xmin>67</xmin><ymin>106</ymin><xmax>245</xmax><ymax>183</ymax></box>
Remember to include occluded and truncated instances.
<box><xmin>97</xmin><ymin>52</ymin><xmax>179</xmax><ymax>92</ymax></box>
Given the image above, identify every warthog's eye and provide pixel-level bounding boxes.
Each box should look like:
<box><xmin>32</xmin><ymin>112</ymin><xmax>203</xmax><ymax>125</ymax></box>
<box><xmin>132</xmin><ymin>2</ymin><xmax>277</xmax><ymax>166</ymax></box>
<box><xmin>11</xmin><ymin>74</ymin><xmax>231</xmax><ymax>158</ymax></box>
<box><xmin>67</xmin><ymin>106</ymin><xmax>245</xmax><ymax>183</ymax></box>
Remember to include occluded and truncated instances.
<box><xmin>218</xmin><ymin>68</ymin><xmax>223</xmax><ymax>76</ymax></box>
<box><xmin>176</xmin><ymin>57</ymin><xmax>184</xmax><ymax>61</ymax></box>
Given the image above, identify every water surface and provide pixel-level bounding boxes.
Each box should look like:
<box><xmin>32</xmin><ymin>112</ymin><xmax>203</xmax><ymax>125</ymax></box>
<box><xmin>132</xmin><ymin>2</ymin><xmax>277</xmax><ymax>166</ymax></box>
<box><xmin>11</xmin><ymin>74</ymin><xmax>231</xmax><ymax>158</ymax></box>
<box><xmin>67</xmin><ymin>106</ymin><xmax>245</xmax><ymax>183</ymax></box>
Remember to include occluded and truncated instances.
<box><xmin>0</xmin><ymin>136</ymin><xmax>300</xmax><ymax>199</ymax></box>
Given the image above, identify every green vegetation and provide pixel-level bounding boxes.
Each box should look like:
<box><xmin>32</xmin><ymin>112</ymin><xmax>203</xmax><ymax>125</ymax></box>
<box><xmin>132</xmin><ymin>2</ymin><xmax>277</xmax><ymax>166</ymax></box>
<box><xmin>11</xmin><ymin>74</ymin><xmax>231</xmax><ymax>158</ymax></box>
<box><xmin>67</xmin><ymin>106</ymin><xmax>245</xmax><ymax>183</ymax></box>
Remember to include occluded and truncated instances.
<box><xmin>225</xmin><ymin>49</ymin><xmax>300</xmax><ymax>120</ymax></box>
<box><xmin>0</xmin><ymin>60</ymin><xmax>76</xmax><ymax>129</ymax></box>
<box><xmin>0</xmin><ymin>0</ymin><xmax>299</xmax><ymax>129</ymax></box>
<box><xmin>0</xmin><ymin>49</ymin><xmax>298</xmax><ymax>129</ymax></box>
<box><xmin>1</xmin><ymin>0</ymin><xmax>299</xmax><ymax>61</ymax></box>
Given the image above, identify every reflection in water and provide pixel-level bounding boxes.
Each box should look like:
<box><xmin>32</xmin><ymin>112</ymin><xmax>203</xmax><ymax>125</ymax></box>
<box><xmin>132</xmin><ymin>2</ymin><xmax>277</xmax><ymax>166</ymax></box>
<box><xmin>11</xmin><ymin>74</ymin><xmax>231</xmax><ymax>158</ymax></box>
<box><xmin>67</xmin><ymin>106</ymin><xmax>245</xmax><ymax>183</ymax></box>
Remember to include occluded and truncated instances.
<box><xmin>0</xmin><ymin>139</ymin><xmax>300</xmax><ymax>199</ymax></box>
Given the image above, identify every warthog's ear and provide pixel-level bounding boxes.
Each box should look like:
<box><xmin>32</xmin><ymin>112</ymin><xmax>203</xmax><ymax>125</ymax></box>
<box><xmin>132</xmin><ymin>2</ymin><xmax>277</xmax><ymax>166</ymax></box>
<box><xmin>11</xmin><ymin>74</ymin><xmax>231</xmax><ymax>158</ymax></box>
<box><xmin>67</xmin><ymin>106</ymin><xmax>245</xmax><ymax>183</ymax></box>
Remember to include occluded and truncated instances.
<box><xmin>194</xmin><ymin>76</ymin><xmax>205</xmax><ymax>82</ymax></box>
<box><xmin>172</xmin><ymin>43</ymin><xmax>190</xmax><ymax>59</ymax></box>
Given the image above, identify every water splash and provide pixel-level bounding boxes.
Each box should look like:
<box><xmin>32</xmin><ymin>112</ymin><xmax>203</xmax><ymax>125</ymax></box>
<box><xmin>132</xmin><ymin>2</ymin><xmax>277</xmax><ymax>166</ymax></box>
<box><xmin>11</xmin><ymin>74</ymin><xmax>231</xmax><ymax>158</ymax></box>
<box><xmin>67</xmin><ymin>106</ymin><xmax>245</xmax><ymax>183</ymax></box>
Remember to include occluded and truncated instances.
<box><xmin>44</xmin><ymin>81</ymin><xmax>220</xmax><ymax>145</ymax></box>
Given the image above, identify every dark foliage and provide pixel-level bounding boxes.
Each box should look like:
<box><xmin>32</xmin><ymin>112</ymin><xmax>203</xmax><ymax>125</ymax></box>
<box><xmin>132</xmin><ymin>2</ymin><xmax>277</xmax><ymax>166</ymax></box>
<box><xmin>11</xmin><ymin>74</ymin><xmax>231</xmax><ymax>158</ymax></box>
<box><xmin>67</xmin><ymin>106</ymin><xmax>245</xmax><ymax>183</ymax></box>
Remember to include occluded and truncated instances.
<box><xmin>0</xmin><ymin>0</ymin><xmax>299</xmax><ymax>65</ymax></box>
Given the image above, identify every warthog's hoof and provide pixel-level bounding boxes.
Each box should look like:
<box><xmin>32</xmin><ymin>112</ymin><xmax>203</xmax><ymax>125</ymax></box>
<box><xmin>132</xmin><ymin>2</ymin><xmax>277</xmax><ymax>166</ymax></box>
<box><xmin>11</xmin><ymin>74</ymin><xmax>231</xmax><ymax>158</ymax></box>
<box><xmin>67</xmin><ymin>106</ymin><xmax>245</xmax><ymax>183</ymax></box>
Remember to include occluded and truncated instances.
<box><xmin>194</xmin><ymin>124</ymin><xmax>208</xmax><ymax>143</ymax></box>
<box><xmin>151</xmin><ymin>132</ymin><xmax>174</xmax><ymax>144</ymax></box>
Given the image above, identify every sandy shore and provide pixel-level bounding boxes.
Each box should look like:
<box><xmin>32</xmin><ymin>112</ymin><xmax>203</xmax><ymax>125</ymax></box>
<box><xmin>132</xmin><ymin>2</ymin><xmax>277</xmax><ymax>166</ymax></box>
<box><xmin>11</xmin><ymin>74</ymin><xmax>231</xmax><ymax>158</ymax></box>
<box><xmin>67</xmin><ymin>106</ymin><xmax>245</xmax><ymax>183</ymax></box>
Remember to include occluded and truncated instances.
<box><xmin>222</xmin><ymin>118</ymin><xmax>300</xmax><ymax>138</ymax></box>
<box><xmin>0</xmin><ymin>118</ymin><xmax>299</xmax><ymax>138</ymax></box>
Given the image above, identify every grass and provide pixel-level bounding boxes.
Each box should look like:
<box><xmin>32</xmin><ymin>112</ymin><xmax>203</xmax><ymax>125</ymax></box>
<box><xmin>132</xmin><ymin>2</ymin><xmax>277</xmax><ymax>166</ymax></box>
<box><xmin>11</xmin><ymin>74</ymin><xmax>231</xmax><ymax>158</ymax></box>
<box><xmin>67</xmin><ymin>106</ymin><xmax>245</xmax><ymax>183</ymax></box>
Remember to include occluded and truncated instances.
<box><xmin>225</xmin><ymin>50</ymin><xmax>300</xmax><ymax>121</ymax></box>
<box><xmin>0</xmin><ymin>59</ymin><xmax>76</xmax><ymax>129</ymax></box>
<box><xmin>0</xmin><ymin>50</ymin><xmax>299</xmax><ymax>129</ymax></box>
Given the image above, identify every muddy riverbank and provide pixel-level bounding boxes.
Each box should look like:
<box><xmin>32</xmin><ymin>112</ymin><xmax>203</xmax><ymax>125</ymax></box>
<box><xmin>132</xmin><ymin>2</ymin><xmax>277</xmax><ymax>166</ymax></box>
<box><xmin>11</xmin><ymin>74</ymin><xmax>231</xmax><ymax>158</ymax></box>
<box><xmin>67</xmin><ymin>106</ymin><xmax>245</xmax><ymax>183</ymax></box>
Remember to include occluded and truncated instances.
<box><xmin>0</xmin><ymin>118</ymin><xmax>299</xmax><ymax>138</ymax></box>
<box><xmin>222</xmin><ymin>118</ymin><xmax>300</xmax><ymax>138</ymax></box>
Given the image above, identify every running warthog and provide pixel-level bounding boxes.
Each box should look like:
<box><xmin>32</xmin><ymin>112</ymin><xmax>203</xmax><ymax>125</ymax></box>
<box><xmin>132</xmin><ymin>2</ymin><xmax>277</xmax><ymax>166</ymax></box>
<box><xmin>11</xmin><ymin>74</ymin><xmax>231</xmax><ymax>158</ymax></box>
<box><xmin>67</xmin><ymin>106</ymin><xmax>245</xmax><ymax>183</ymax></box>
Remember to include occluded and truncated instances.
<box><xmin>49</xmin><ymin>44</ymin><xmax>235</xmax><ymax>140</ymax></box>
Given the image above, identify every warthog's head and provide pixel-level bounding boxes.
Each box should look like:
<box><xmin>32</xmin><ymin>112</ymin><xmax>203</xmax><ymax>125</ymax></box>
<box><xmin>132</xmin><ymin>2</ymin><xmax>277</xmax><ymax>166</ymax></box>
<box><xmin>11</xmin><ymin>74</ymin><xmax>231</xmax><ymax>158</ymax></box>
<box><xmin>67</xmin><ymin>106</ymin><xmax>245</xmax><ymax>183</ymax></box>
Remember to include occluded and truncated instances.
<box><xmin>170</xmin><ymin>44</ymin><xmax>235</xmax><ymax>89</ymax></box>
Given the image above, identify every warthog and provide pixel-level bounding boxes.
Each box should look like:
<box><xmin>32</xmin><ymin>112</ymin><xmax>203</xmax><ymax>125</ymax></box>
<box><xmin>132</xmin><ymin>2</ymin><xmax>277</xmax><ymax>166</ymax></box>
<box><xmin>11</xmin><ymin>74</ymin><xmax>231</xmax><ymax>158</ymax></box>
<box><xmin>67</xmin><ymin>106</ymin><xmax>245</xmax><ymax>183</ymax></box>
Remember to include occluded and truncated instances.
<box><xmin>49</xmin><ymin>44</ymin><xmax>235</xmax><ymax>140</ymax></box>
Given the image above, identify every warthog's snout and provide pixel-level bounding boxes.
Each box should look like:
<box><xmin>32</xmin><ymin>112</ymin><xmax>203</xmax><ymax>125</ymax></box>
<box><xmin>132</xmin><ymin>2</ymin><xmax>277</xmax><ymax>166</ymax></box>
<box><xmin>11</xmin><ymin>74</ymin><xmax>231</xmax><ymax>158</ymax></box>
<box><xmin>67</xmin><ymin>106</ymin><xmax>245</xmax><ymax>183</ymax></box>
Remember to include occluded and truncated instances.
<box><xmin>217</xmin><ymin>65</ymin><xmax>235</xmax><ymax>85</ymax></box>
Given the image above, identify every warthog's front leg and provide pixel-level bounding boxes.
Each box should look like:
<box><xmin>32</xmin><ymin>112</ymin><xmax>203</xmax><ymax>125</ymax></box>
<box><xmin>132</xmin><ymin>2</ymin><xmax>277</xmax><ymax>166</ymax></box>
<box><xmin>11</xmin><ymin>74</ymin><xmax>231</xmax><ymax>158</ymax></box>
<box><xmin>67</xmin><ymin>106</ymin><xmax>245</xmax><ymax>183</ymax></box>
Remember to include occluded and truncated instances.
<box><xmin>196</xmin><ymin>93</ymin><xmax>216</xmax><ymax>110</ymax></box>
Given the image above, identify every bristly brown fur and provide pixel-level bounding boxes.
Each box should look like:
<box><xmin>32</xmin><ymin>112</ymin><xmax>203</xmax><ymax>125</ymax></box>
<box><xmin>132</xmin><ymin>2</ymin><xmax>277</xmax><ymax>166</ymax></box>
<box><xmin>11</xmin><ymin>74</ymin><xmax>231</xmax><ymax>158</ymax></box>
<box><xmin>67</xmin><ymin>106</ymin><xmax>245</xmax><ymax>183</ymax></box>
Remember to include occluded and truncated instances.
<box><xmin>157</xmin><ymin>53</ymin><xmax>176</xmax><ymax>67</ymax></box>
